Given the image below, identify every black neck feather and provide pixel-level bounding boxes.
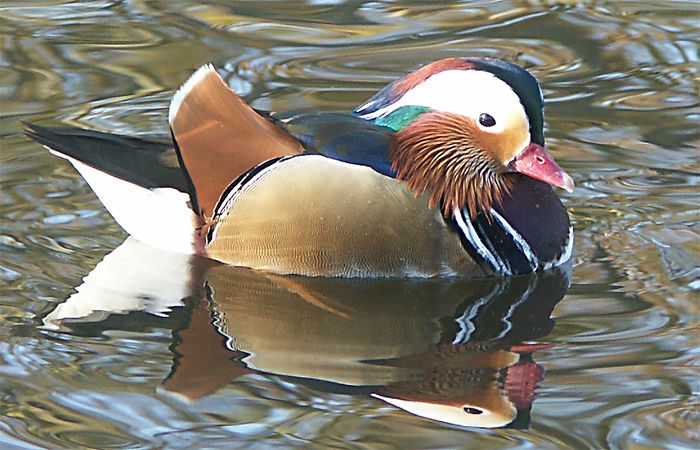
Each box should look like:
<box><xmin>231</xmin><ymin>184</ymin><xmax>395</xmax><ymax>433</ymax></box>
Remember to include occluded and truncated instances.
<box><xmin>493</xmin><ymin>174</ymin><xmax>570</xmax><ymax>266</ymax></box>
<box><xmin>449</xmin><ymin>174</ymin><xmax>570</xmax><ymax>274</ymax></box>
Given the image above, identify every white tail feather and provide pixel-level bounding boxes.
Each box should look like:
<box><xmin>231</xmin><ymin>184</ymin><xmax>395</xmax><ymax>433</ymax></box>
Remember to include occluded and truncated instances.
<box><xmin>50</xmin><ymin>148</ymin><xmax>197</xmax><ymax>254</ymax></box>
<box><xmin>42</xmin><ymin>237</ymin><xmax>194</xmax><ymax>330</ymax></box>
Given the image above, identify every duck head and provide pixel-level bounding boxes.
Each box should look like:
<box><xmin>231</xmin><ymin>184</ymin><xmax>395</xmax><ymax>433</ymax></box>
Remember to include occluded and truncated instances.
<box><xmin>355</xmin><ymin>58</ymin><xmax>574</xmax><ymax>219</ymax></box>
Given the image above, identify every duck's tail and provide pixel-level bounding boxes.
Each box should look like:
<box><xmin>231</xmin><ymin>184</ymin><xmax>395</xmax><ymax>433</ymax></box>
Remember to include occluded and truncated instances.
<box><xmin>24</xmin><ymin>124</ymin><xmax>199</xmax><ymax>253</ymax></box>
<box><xmin>26</xmin><ymin>64</ymin><xmax>305</xmax><ymax>254</ymax></box>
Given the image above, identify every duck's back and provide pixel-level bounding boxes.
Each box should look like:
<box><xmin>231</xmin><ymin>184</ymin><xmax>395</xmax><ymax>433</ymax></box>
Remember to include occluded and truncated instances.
<box><xmin>206</xmin><ymin>155</ymin><xmax>483</xmax><ymax>278</ymax></box>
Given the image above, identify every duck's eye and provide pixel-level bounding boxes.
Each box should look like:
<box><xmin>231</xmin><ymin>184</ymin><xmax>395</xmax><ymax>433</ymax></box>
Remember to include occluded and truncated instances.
<box><xmin>463</xmin><ymin>407</ymin><xmax>483</xmax><ymax>415</ymax></box>
<box><xmin>479</xmin><ymin>113</ymin><xmax>496</xmax><ymax>127</ymax></box>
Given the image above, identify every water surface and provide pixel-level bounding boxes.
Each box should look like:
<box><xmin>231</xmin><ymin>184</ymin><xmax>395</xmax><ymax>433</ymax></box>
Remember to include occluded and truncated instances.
<box><xmin>1</xmin><ymin>1</ymin><xmax>699</xmax><ymax>448</ymax></box>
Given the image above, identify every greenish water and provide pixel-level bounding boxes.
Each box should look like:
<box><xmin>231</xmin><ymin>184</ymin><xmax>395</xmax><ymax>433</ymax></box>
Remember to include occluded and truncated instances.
<box><xmin>1</xmin><ymin>1</ymin><xmax>698</xmax><ymax>448</ymax></box>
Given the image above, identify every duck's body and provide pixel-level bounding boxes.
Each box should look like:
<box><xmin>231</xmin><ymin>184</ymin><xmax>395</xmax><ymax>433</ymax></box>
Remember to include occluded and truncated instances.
<box><xmin>27</xmin><ymin>58</ymin><xmax>573</xmax><ymax>278</ymax></box>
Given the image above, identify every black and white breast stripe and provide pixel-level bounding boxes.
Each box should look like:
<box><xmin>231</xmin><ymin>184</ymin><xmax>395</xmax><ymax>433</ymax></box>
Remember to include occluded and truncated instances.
<box><xmin>206</xmin><ymin>156</ymin><xmax>294</xmax><ymax>245</ymax></box>
<box><xmin>452</xmin><ymin>208</ymin><xmax>573</xmax><ymax>276</ymax></box>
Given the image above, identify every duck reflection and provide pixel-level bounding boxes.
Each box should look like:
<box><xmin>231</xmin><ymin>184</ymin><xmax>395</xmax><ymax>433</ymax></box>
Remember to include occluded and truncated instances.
<box><xmin>43</xmin><ymin>237</ymin><xmax>570</xmax><ymax>429</ymax></box>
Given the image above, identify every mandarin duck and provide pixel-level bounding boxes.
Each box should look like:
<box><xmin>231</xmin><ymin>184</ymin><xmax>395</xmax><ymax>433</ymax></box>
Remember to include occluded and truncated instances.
<box><xmin>26</xmin><ymin>57</ymin><xmax>574</xmax><ymax>277</ymax></box>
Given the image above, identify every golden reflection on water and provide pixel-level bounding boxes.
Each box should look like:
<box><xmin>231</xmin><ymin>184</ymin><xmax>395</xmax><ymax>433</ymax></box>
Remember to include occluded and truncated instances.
<box><xmin>43</xmin><ymin>238</ymin><xmax>568</xmax><ymax>430</ymax></box>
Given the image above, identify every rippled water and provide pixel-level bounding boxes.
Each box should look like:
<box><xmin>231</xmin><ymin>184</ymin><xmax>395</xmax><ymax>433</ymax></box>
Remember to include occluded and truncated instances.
<box><xmin>1</xmin><ymin>1</ymin><xmax>699</xmax><ymax>448</ymax></box>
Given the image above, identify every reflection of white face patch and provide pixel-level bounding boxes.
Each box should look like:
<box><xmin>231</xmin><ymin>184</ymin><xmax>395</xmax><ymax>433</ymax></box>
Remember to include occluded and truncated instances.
<box><xmin>361</xmin><ymin>70</ymin><xmax>531</xmax><ymax>153</ymax></box>
<box><xmin>372</xmin><ymin>394</ymin><xmax>517</xmax><ymax>428</ymax></box>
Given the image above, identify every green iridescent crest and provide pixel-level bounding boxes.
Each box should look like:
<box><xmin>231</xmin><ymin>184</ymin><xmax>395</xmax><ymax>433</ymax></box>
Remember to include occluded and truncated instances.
<box><xmin>373</xmin><ymin>106</ymin><xmax>432</xmax><ymax>131</ymax></box>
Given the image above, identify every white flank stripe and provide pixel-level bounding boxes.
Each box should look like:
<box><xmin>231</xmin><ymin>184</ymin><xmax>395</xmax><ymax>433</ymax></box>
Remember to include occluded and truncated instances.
<box><xmin>453</xmin><ymin>208</ymin><xmax>506</xmax><ymax>274</ymax></box>
<box><xmin>213</xmin><ymin>159</ymin><xmax>284</xmax><ymax>218</ymax></box>
<box><xmin>168</xmin><ymin>63</ymin><xmax>217</xmax><ymax>125</ymax></box>
<box><xmin>51</xmin><ymin>150</ymin><xmax>197</xmax><ymax>254</ymax></box>
<box><xmin>490</xmin><ymin>208</ymin><xmax>539</xmax><ymax>270</ymax></box>
<box><xmin>208</xmin><ymin>156</ymin><xmax>294</xmax><ymax>244</ymax></box>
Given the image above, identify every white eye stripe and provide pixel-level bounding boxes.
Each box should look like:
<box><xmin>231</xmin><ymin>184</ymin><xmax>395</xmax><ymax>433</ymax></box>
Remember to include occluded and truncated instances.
<box><xmin>360</xmin><ymin>70</ymin><xmax>529</xmax><ymax>136</ymax></box>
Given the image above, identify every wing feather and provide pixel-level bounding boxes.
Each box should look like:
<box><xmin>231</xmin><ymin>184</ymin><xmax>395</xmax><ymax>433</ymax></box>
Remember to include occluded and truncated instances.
<box><xmin>168</xmin><ymin>64</ymin><xmax>303</xmax><ymax>218</ymax></box>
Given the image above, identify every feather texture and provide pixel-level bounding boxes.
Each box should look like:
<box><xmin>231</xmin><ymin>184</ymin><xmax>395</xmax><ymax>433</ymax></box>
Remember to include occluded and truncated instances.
<box><xmin>168</xmin><ymin>64</ymin><xmax>304</xmax><ymax>219</ymax></box>
<box><xmin>392</xmin><ymin>112</ymin><xmax>511</xmax><ymax>219</ymax></box>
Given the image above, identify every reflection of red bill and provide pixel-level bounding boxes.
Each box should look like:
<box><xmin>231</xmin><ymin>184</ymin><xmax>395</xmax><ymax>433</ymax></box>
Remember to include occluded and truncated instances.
<box><xmin>511</xmin><ymin>144</ymin><xmax>574</xmax><ymax>192</ymax></box>
<box><xmin>505</xmin><ymin>359</ymin><xmax>545</xmax><ymax>409</ymax></box>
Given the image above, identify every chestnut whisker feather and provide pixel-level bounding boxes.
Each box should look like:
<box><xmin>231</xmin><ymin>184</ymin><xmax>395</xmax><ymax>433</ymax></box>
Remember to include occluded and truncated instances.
<box><xmin>392</xmin><ymin>111</ymin><xmax>511</xmax><ymax>220</ymax></box>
